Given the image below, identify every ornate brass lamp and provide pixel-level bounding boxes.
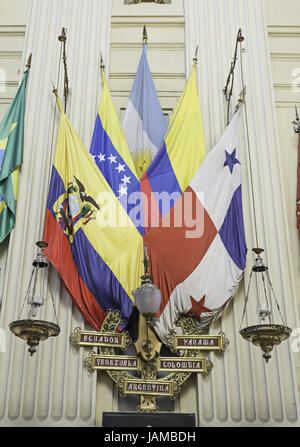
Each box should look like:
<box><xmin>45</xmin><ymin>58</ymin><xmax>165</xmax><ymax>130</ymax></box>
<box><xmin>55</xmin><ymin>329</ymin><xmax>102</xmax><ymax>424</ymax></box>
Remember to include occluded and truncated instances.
<box><xmin>9</xmin><ymin>241</ymin><xmax>60</xmax><ymax>356</ymax></box>
<box><xmin>240</xmin><ymin>248</ymin><xmax>291</xmax><ymax>363</ymax></box>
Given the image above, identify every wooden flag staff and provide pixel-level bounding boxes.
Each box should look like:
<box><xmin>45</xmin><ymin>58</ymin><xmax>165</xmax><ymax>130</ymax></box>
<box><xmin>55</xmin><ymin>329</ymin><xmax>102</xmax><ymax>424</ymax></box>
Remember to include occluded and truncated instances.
<box><xmin>224</xmin><ymin>28</ymin><xmax>245</xmax><ymax>125</ymax></box>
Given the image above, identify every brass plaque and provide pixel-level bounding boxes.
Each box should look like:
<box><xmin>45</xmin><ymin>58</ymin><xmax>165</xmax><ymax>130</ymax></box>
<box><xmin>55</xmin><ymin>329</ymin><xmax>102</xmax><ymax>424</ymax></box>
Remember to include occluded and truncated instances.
<box><xmin>92</xmin><ymin>355</ymin><xmax>140</xmax><ymax>371</ymax></box>
<box><xmin>158</xmin><ymin>357</ymin><xmax>206</xmax><ymax>373</ymax></box>
<box><xmin>123</xmin><ymin>379</ymin><xmax>174</xmax><ymax>397</ymax></box>
<box><xmin>173</xmin><ymin>334</ymin><xmax>224</xmax><ymax>351</ymax></box>
<box><xmin>75</xmin><ymin>330</ymin><xmax>126</xmax><ymax>348</ymax></box>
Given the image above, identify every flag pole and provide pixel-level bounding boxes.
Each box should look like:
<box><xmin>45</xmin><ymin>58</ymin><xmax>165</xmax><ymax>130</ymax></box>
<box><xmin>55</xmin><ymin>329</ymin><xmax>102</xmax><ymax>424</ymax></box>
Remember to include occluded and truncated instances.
<box><xmin>193</xmin><ymin>46</ymin><xmax>198</xmax><ymax>66</ymax></box>
<box><xmin>100</xmin><ymin>53</ymin><xmax>105</xmax><ymax>72</ymax></box>
<box><xmin>50</xmin><ymin>80</ymin><xmax>58</xmax><ymax>98</ymax></box>
<box><xmin>294</xmin><ymin>105</ymin><xmax>300</xmax><ymax>242</ymax></box>
<box><xmin>224</xmin><ymin>29</ymin><xmax>244</xmax><ymax>125</ymax></box>
<box><xmin>25</xmin><ymin>53</ymin><xmax>32</xmax><ymax>71</ymax></box>
<box><xmin>41</xmin><ymin>34</ymin><xmax>64</xmax><ymax>239</ymax></box>
<box><xmin>292</xmin><ymin>105</ymin><xmax>300</xmax><ymax>133</ymax></box>
<box><xmin>58</xmin><ymin>27</ymin><xmax>70</xmax><ymax>113</ymax></box>
<box><xmin>238</xmin><ymin>31</ymin><xmax>260</xmax><ymax>251</ymax></box>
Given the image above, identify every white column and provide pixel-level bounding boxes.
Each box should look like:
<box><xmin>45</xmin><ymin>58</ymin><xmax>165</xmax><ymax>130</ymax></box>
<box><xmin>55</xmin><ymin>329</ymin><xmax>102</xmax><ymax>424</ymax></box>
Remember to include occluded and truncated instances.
<box><xmin>0</xmin><ymin>0</ymin><xmax>112</xmax><ymax>427</ymax></box>
<box><xmin>185</xmin><ymin>0</ymin><xmax>300</xmax><ymax>426</ymax></box>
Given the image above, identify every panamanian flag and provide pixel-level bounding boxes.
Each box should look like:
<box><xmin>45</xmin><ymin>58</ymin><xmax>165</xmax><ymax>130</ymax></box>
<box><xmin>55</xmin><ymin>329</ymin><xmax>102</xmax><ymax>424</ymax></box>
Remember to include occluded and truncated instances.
<box><xmin>144</xmin><ymin>111</ymin><xmax>247</xmax><ymax>343</ymax></box>
<box><xmin>122</xmin><ymin>43</ymin><xmax>167</xmax><ymax>179</ymax></box>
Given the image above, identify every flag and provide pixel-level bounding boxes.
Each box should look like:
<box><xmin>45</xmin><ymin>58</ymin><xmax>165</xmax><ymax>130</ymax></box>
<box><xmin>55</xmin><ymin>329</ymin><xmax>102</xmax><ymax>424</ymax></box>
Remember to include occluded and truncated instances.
<box><xmin>44</xmin><ymin>98</ymin><xmax>143</xmax><ymax>330</ymax></box>
<box><xmin>144</xmin><ymin>111</ymin><xmax>247</xmax><ymax>344</ymax></box>
<box><xmin>297</xmin><ymin>132</ymin><xmax>300</xmax><ymax>242</ymax></box>
<box><xmin>0</xmin><ymin>69</ymin><xmax>28</xmax><ymax>243</ymax></box>
<box><xmin>140</xmin><ymin>65</ymin><xmax>206</xmax><ymax>225</ymax></box>
<box><xmin>122</xmin><ymin>43</ymin><xmax>167</xmax><ymax>179</ymax></box>
<box><xmin>90</xmin><ymin>70</ymin><xmax>145</xmax><ymax>235</ymax></box>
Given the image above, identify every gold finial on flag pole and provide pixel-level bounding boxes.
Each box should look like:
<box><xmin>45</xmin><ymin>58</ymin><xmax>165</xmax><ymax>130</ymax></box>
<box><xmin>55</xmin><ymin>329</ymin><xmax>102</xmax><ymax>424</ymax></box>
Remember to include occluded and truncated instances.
<box><xmin>50</xmin><ymin>80</ymin><xmax>58</xmax><ymax>98</ymax></box>
<box><xmin>193</xmin><ymin>46</ymin><xmax>199</xmax><ymax>65</ymax></box>
<box><xmin>293</xmin><ymin>105</ymin><xmax>300</xmax><ymax>133</ymax></box>
<box><xmin>25</xmin><ymin>53</ymin><xmax>32</xmax><ymax>70</ymax></box>
<box><xmin>143</xmin><ymin>25</ymin><xmax>148</xmax><ymax>44</ymax></box>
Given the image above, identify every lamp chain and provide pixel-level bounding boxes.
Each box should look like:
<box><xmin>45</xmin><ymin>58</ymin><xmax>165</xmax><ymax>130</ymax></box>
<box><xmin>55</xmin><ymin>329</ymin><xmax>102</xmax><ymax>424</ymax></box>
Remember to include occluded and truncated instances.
<box><xmin>18</xmin><ymin>268</ymin><xmax>35</xmax><ymax>319</ymax></box>
<box><xmin>265</xmin><ymin>270</ymin><xmax>287</xmax><ymax>327</ymax></box>
<box><xmin>240</xmin><ymin>269</ymin><xmax>253</xmax><ymax>329</ymax></box>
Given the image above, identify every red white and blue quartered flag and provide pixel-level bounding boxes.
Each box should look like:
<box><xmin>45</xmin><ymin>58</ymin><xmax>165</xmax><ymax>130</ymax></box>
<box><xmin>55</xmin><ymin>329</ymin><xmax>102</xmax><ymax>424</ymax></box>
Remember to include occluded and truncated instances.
<box><xmin>144</xmin><ymin>111</ymin><xmax>247</xmax><ymax>343</ymax></box>
<box><xmin>122</xmin><ymin>43</ymin><xmax>167</xmax><ymax>178</ymax></box>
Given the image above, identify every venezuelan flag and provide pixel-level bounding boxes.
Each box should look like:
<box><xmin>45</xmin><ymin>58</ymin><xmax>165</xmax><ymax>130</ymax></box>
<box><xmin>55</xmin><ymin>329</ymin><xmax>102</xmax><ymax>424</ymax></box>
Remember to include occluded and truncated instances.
<box><xmin>140</xmin><ymin>65</ymin><xmax>206</xmax><ymax>223</ymax></box>
<box><xmin>44</xmin><ymin>98</ymin><xmax>143</xmax><ymax>330</ymax></box>
<box><xmin>0</xmin><ymin>69</ymin><xmax>28</xmax><ymax>243</ymax></box>
<box><xmin>90</xmin><ymin>71</ymin><xmax>145</xmax><ymax>236</ymax></box>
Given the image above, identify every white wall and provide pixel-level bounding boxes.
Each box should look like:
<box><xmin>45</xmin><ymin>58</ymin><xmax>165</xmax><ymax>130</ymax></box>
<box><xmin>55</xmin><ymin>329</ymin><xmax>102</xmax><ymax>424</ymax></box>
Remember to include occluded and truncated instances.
<box><xmin>0</xmin><ymin>0</ymin><xmax>111</xmax><ymax>427</ymax></box>
<box><xmin>184</xmin><ymin>0</ymin><xmax>300</xmax><ymax>426</ymax></box>
<box><xmin>264</xmin><ymin>0</ymin><xmax>300</xmax><ymax>313</ymax></box>
<box><xmin>0</xmin><ymin>0</ymin><xmax>299</xmax><ymax>427</ymax></box>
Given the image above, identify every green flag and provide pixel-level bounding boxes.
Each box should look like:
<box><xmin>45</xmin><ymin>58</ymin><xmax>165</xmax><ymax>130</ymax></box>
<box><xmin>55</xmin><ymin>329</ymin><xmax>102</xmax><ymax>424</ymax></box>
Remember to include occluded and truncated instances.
<box><xmin>0</xmin><ymin>69</ymin><xmax>29</xmax><ymax>243</ymax></box>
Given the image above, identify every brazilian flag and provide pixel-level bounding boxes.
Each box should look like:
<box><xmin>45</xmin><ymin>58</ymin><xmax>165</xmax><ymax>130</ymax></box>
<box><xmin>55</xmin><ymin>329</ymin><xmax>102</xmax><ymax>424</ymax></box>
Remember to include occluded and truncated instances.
<box><xmin>0</xmin><ymin>68</ymin><xmax>29</xmax><ymax>243</ymax></box>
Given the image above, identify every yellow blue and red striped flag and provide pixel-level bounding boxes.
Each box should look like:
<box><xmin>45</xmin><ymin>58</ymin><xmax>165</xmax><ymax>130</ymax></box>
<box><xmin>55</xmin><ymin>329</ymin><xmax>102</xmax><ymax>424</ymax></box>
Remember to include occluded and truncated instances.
<box><xmin>43</xmin><ymin>97</ymin><xmax>143</xmax><ymax>330</ymax></box>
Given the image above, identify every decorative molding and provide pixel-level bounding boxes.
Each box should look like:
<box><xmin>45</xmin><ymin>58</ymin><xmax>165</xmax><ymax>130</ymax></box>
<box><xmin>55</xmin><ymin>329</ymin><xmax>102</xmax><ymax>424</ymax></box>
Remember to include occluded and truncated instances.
<box><xmin>110</xmin><ymin>42</ymin><xmax>184</xmax><ymax>50</ymax></box>
<box><xmin>0</xmin><ymin>81</ymin><xmax>18</xmax><ymax>88</ymax></box>
<box><xmin>270</xmin><ymin>52</ymin><xmax>300</xmax><ymax>61</ymax></box>
<box><xmin>0</xmin><ymin>51</ymin><xmax>23</xmax><ymax>59</ymax></box>
<box><xmin>273</xmin><ymin>83</ymin><xmax>295</xmax><ymax>90</ymax></box>
<box><xmin>267</xmin><ymin>26</ymin><xmax>300</xmax><ymax>38</ymax></box>
<box><xmin>274</xmin><ymin>101</ymin><xmax>300</xmax><ymax>108</ymax></box>
<box><xmin>109</xmin><ymin>71</ymin><xmax>185</xmax><ymax>79</ymax></box>
<box><xmin>111</xmin><ymin>16</ymin><xmax>184</xmax><ymax>26</ymax></box>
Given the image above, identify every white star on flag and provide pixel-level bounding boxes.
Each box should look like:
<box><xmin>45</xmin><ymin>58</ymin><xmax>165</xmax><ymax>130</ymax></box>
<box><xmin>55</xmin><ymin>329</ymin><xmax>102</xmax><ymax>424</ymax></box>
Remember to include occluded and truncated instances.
<box><xmin>108</xmin><ymin>154</ymin><xmax>117</xmax><ymax>164</ymax></box>
<box><xmin>121</xmin><ymin>175</ymin><xmax>131</xmax><ymax>185</ymax></box>
<box><xmin>99</xmin><ymin>153</ymin><xmax>106</xmax><ymax>162</ymax></box>
<box><xmin>91</xmin><ymin>154</ymin><xmax>98</xmax><ymax>162</ymax></box>
<box><xmin>116</xmin><ymin>163</ymin><xmax>126</xmax><ymax>174</ymax></box>
<box><xmin>118</xmin><ymin>185</ymin><xmax>128</xmax><ymax>197</ymax></box>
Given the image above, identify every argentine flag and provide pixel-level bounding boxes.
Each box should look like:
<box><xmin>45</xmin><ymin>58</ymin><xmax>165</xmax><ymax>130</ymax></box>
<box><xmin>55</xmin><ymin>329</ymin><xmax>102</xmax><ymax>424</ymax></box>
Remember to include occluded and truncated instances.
<box><xmin>123</xmin><ymin>44</ymin><xmax>167</xmax><ymax>179</ymax></box>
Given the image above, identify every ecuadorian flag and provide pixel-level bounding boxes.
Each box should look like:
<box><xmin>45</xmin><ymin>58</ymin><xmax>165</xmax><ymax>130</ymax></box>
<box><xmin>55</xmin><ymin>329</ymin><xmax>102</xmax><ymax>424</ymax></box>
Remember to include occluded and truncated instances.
<box><xmin>44</xmin><ymin>98</ymin><xmax>143</xmax><ymax>330</ymax></box>
<box><xmin>140</xmin><ymin>65</ymin><xmax>206</xmax><ymax>224</ymax></box>
<box><xmin>90</xmin><ymin>70</ymin><xmax>145</xmax><ymax>236</ymax></box>
<box><xmin>0</xmin><ymin>69</ymin><xmax>28</xmax><ymax>243</ymax></box>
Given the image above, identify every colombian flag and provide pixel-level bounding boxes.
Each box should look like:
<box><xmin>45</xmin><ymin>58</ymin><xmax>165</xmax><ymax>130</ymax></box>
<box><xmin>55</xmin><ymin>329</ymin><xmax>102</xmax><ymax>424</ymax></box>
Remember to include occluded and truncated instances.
<box><xmin>90</xmin><ymin>70</ymin><xmax>145</xmax><ymax>236</ymax></box>
<box><xmin>140</xmin><ymin>65</ymin><xmax>206</xmax><ymax>227</ymax></box>
<box><xmin>43</xmin><ymin>98</ymin><xmax>143</xmax><ymax>330</ymax></box>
